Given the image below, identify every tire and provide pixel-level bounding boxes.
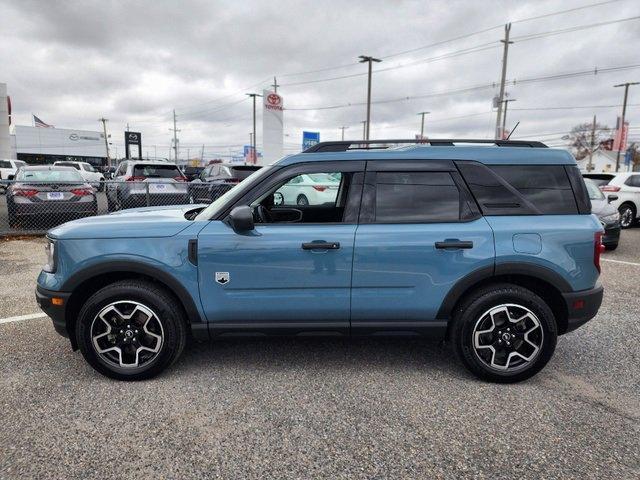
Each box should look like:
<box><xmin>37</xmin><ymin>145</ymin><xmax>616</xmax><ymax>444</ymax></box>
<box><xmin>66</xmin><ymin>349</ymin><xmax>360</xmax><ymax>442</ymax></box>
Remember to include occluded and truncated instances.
<box><xmin>297</xmin><ymin>194</ymin><xmax>309</xmax><ymax>206</ymax></box>
<box><xmin>618</xmin><ymin>203</ymin><xmax>636</xmax><ymax>229</ymax></box>
<box><xmin>450</xmin><ymin>283</ymin><xmax>557</xmax><ymax>383</ymax></box>
<box><xmin>76</xmin><ymin>280</ymin><xmax>187</xmax><ymax>381</ymax></box>
<box><xmin>7</xmin><ymin>201</ymin><xmax>18</xmax><ymax>228</ymax></box>
<box><xmin>605</xmin><ymin>243</ymin><xmax>618</xmax><ymax>251</ymax></box>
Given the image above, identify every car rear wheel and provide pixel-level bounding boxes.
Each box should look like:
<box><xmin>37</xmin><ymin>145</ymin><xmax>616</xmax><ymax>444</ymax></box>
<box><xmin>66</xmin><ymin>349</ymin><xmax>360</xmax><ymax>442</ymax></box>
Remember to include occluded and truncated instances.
<box><xmin>618</xmin><ymin>204</ymin><xmax>636</xmax><ymax>229</ymax></box>
<box><xmin>76</xmin><ymin>280</ymin><xmax>187</xmax><ymax>381</ymax></box>
<box><xmin>450</xmin><ymin>283</ymin><xmax>557</xmax><ymax>383</ymax></box>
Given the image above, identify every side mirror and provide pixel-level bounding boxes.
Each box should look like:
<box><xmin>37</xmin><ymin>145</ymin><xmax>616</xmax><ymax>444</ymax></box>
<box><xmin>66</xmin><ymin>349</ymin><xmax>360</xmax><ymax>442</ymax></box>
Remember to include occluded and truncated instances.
<box><xmin>607</xmin><ymin>194</ymin><xmax>618</xmax><ymax>203</ymax></box>
<box><xmin>228</xmin><ymin>205</ymin><xmax>254</xmax><ymax>233</ymax></box>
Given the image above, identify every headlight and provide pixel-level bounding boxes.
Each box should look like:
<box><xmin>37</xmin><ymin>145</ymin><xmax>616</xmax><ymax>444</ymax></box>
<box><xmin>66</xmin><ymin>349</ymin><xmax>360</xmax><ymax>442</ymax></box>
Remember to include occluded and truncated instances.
<box><xmin>601</xmin><ymin>212</ymin><xmax>620</xmax><ymax>223</ymax></box>
<box><xmin>43</xmin><ymin>238</ymin><xmax>57</xmax><ymax>273</ymax></box>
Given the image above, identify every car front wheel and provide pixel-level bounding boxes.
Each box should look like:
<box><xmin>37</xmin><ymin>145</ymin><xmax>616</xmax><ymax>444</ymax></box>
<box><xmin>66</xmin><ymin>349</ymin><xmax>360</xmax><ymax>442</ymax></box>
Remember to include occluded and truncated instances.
<box><xmin>450</xmin><ymin>283</ymin><xmax>557</xmax><ymax>383</ymax></box>
<box><xmin>76</xmin><ymin>280</ymin><xmax>187</xmax><ymax>381</ymax></box>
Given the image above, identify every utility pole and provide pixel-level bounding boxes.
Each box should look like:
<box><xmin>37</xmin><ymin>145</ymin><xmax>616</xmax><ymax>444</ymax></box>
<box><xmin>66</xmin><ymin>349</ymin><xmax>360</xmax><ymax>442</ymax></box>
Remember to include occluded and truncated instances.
<box><xmin>495</xmin><ymin>24</ymin><xmax>513</xmax><ymax>139</ymax></box>
<box><xmin>201</xmin><ymin>144</ymin><xmax>205</xmax><ymax>163</ymax></box>
<box><xmin>246</xmin><ymin>93</ymin><xmax>261</xmax><ymax>163</ymax></box>
<box><xmin>271</xmin><ymin>76</ymin><xmax>279</xmax><ymax>93</ymax></box>
<box><xmin>588</xmin><ymin>115</ymin><xmax>597</xmax><ymax>173</ymax></box>
<box><xmin>170</xmin><ymin>109</ymin><xmax>180</xmax><ymax>163</ymax></box>
<box><xmin>417</xmin><ymin>111</ymin><xmax>430</xmax><ymax>139</ymax></box>
<box><xmin>614</xmin><ymin>82</ymin><xmax>639</xmax><ymax>172</ymax></box>
<box><xmin>361</xmin><ymin>120</ymin><xmax>367</xmax><ymax>140</ymax></box>
<box><xmin>99</xmin><ymin>117</ymin><xmax>111</xmax><ymax>167</ymax></box>
<box><xmin>501</xmin><ymin>98</ymin><xmax>517</xmax><ymax>137</ymax></box>
<box><xmin>126</xmin><ymin>123</ymin><xmax>130</xmax><ymax>132</ymax></box>
<box><xmin>359</xmin><ymin>55</ymin><xmax>382</xmax><ymax>141</ymax></box>
<box><xmin>339</xmin><ymin>126</ymin><xmax>349</xmax><ymax>141</ymax></box>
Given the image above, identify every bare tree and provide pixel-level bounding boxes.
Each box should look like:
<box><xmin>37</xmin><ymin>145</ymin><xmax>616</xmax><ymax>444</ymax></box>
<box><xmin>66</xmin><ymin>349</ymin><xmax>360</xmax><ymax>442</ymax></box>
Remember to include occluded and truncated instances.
<box><xmin>567</xmin><ymin>122</ymin><xmax>611</xmax><ymax>160</ymax></box>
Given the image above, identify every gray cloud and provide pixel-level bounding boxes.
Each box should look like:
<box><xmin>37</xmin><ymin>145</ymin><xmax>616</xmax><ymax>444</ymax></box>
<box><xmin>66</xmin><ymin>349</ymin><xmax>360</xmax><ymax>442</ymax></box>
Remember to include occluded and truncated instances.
<box><xmin>2</xmin><ymin>0</ymin><xmax>639</xmax><ymax>158</ymax></box>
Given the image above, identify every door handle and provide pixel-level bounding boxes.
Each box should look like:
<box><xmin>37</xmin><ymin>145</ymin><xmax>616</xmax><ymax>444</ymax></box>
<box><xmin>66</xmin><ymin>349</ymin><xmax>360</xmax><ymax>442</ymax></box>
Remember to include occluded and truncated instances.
<box><xmin>302</xmin><ymin>241</ymin><xmax>341</xmax><ymax>250</ymax></box>
<box><xmin>435</xmin><ymin>240</ymin><xmax>474</xmax><ymax>250</ymax></box>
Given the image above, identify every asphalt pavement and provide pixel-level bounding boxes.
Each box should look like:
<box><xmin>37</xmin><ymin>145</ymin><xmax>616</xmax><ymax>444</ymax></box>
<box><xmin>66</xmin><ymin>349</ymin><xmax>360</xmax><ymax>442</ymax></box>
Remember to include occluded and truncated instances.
<box><xmin>0</xmin><ymin>231</ymin><xmax>639</xmax><ymax>479</ymax></box>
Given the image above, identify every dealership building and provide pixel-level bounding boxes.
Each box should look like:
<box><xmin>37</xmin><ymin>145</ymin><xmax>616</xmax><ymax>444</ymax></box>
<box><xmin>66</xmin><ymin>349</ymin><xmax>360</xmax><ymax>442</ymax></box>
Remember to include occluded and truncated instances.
<box><xmin>10</xmin><ymin>125</ymin><xmax>108</xmax><ymax>166</ymax></box>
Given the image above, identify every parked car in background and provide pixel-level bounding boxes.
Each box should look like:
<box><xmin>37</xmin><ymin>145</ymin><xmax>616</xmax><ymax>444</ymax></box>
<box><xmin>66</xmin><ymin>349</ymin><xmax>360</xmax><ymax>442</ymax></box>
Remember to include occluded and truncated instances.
<box><xmin>53</xmin><ymin>161</ymin><xmax>105</xmax><ymax>190</ymax></box>
<box><xmin>188</xmin><ymin>163</ymin><xmax>260</xmax><ymax>203</ymax></box>
<box><xmin>584</xmin><ymin>178</ymin><xmax>620</xmax><ymax>250</ymax></box>
<box><xmin>7</xmin><ymin>165</ymin><xmax>97</xmax><ymax>228</ymax></box>
<box><xmin>0</xmin><ymin>159</ymin><xmax>27</xmax><ymax>193</ymax></box>
<box><xmin>583</xmin><ymin>172</ymin><xmax>640</xmax><ymax>228</ymax></box>
<box><xmin>106</xmin><ymin>160</ymin><xmax>188</xmax><ymax>211</ymax></box>
<box><xmin>181</xmin><ymin>165</ymin><xmax>205</xmax><ymax>182</ymax></box>
<box><xmin>274</xmin><ymin>172</ymin><xmax>341</xmax><ymax>206</ymax></box>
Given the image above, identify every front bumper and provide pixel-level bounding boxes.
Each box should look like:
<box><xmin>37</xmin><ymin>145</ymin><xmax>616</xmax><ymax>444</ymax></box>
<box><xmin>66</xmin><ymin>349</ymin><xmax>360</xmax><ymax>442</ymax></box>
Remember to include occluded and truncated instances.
<box><xmin>561</xmin><ymin>284</ymin><xmax>604</xmax><ymax>333</ymax></box>
<box><xmin>36</xmin><ymin>285</ymin><xmax>71</xmax><ymax>339</ymax></box>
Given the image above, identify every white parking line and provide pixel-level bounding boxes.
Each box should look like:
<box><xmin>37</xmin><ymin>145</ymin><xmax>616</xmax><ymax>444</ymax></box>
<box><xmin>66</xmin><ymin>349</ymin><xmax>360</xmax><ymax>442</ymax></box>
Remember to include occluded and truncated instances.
<box><xmin>0</xmin><ymin>312</ymin><xmax>47</xmax><ymax>325</ymax></box>
<box><xmin>602</xmin><ymin>258</ymin><xmax>640</xmax><ymax>267</ymax></box>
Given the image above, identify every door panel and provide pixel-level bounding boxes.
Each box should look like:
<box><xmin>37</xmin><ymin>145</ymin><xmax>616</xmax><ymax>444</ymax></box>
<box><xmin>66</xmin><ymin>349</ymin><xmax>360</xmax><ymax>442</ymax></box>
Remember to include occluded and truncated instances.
<box><xmin>197</xmin><ymin>221</ymin><xmax>356</xmax><ymax>331</ymax></box>
<box><xmin>351</xmin><ymin>218</ymin><xmax>495</xmax><ymax>328</ymax></box>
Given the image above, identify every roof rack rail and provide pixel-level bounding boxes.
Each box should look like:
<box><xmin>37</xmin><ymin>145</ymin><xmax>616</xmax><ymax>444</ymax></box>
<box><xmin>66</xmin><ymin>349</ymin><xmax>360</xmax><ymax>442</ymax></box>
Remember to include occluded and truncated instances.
<box><xmin>302</xmin><ymin>138</ymin><xmax>548</xmax><ymax>153</ymax></box>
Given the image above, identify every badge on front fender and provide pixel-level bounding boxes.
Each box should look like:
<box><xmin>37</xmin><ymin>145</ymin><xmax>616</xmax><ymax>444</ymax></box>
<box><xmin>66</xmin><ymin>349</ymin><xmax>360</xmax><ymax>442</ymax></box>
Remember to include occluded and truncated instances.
<box><xmin>215</xmin><ymin>272</ymin><xmax>230</xmax><ymax>285</ymax></box>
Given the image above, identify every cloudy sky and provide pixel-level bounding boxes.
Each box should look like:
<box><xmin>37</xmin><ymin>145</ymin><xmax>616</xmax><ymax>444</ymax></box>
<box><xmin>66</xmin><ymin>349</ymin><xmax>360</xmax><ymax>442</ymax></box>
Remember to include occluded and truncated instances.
<box><xmin>2</xmin><ymin>0</ymin><xmax>639</xmax><ymax>159</ymax></box>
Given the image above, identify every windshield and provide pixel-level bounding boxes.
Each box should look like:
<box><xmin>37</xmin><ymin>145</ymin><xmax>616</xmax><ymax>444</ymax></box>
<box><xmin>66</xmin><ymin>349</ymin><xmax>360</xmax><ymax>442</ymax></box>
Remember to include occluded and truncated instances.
<box><xmin>195</xmin><ymin>164</ymin><xmax>276</xmax><ymax>220</ymax></box>
<box><xmin>133</xmin><ymin>164</ymin><xmax>183</xmax><ymax>178</ymax></box>
<box><xmin>17</xmin><ymin>169</ymin><xmax>84</xmax><ymax>182</ymax></box>
<box><xmin>584</xmin><ymin>178</ymin><xmax>605</xmax><ymax>200</ymax></box>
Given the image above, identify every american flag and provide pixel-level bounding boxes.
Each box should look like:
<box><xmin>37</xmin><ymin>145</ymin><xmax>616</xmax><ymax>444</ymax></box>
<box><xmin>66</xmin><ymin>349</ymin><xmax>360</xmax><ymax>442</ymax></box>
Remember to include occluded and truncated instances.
<box><xmin>33</xmin><ymin>115</ymin><xmax>53</xmax><ymax>128</ymax></box>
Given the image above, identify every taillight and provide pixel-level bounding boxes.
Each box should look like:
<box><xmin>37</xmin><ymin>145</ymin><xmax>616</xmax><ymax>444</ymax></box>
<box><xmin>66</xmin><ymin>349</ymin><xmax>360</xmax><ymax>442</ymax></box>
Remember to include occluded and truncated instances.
<box><xmin>173</xmin><ymin>176</ymin><xmax>187</xmax><ymax>182</ymax></box>
<box><xmin>600</xmin><ymin>185</ymin><xmax>620</xmax><ymax>192</ymax></box>
<box><xmin>71</xmin><ymin>188</ymin><xmax>93</xmax><ymax>196</ymax></box>
<box><xmin>594</xmin><ymin>231</ymin><xmax>605</xmax><ymax>273</ymax></box>
<box><xmin>124</xmin><ymin>176</ymin><xmax>146</xmax><ymax>182</ymax></box>
<box><xmin>313</xmin><ymin>185</ymin><xmax>327</xmax><ymax>192</ymax></box>
<box><xmin>14</xmin><ymin>188</ymin><xmax>38</xmax><ymax>197</ymax></box>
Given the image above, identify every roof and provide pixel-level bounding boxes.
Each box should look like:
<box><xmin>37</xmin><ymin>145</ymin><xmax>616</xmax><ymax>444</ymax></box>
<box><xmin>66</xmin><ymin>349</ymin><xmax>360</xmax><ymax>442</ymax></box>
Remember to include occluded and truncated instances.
<box><xmin>280</xmin><ymin>144</ymin><xmax>576</xmax><ymax>166</ymax></box>
<box><xmin>21</xmin><ymin>165</ymin><xmax>77</xmax><ymax>171</ymax></box>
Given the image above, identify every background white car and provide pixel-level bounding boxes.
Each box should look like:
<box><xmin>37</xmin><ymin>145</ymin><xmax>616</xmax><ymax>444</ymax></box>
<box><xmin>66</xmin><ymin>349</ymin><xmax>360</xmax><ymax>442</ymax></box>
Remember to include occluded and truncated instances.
<box><xmin>53</xmin><ymin>161</ymin><xmax>105</xmax><ymax>190</ymax></box>
<box><xmin>275</xmin><ymin>173</ymin><xmax>341</xmax><ymax>206</ymax></box>
<box><xmin>584</xmin><ymin>172</ymin><xmax>640</xmax><ymax>228</ymax></box>
<box><xmin>0</xmin><ymin>159</ymin><xmax>27</xmax><ymax>193</ymax></box>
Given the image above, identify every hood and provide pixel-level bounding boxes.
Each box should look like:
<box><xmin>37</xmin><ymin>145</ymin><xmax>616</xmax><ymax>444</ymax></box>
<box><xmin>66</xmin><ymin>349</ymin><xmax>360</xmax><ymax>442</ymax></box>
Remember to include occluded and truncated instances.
<box><xmin>48</xmin><ymin>204</ymin><xmax>207</xmax><ymax>240</ymax></box>
<box><xmin>590</xmin><ymin>198</ymin><xmax>617</xmax><ymax>218</ymax></box>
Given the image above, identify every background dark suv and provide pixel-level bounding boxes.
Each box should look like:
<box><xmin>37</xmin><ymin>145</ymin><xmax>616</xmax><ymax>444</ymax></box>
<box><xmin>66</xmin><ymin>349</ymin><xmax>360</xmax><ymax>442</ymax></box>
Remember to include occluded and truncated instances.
<box><xmin>188</xmin><ymin>163</ymin><xmax>260</xmax><ymax>203</ymax></box>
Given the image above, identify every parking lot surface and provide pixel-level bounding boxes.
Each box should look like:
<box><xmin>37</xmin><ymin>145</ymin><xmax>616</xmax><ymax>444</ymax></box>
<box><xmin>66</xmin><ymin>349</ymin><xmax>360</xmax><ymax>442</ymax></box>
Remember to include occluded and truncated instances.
<box><xmin>1</xmin><ymin>232</ymin><xmax>639</xmax><ymax>479</ymax></box>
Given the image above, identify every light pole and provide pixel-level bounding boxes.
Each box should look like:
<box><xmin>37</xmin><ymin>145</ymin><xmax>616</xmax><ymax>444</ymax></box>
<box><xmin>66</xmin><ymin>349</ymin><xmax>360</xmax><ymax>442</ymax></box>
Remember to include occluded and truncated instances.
<box><xmin>501</xmin><ymin>98</ymin><xmax>516</xmax><ymax>139</ymax></box>
<box><xmin>614</xmin><ymin>82</ymin><xmax>639</xmax><ymax>171</ymax></box>
<box><xmin>246</xmin><ymin>93</ymin><xmax>261</xmax><ymax>163</ymax></box>
<box><xmin>360</xmin><ymin>120</ymin><xmax>367</xmax><ymax>140</ymax></box>
<box><xmin>359</xmin><ymin>55</ymin><xmax>382</xmax><ymax>141</ymax></box>
<box><xmin>339</xmin><ymin>126</ymin><xmax>349</xmax><ymax>141</ymax></box>
<box><xmin>417</xmin><ymin>111</ymin><xmax>430</xmax><ymax>139</ymax></box>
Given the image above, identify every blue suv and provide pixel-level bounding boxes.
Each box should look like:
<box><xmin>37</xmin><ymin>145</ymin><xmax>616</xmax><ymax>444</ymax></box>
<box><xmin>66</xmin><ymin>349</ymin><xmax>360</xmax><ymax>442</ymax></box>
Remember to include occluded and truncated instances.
<box><xmin>36</xmin><ymin>139</ymin><xmax>604</xmax><ymax>383</ymax></box>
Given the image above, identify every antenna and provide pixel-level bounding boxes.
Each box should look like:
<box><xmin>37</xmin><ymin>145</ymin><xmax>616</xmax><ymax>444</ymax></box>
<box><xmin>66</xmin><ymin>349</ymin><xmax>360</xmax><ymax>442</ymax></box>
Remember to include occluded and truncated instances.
<box><xmin>506</xmin><ymin>121</ymin><xmax>520</xmax><ymax>140</ymax></box>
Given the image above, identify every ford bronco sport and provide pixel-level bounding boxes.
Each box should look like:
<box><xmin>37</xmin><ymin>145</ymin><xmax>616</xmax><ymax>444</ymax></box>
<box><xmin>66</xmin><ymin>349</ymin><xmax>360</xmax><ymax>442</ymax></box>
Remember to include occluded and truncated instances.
<box><xmin>36</xmin><ymin>139</ymin><xmax>604</xmax><ymax>383</ymax></box>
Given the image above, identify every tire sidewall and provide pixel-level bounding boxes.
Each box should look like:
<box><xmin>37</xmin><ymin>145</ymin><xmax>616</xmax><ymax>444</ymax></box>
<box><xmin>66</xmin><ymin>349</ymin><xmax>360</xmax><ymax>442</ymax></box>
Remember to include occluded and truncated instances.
<box><xmin>453</xmin><ymin>286</ymin><xmax>558</xmax><ymax>383</ymax></box>
<box><xmin>76</xmin><ymin>283</ymin><xmax>184</xmax><ymax>380</ymax></box>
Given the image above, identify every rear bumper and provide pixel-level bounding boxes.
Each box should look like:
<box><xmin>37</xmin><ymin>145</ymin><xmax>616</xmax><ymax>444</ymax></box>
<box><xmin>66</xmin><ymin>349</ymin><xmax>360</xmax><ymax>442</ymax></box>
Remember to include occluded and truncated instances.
<box><xmin>561</xmin><ymin>284</ymin><xmax>604</xmax><ymax>334</ymax></box>
<box><xmin>14</xmin><ymin>201</ymin><xmax>96</xmax><ymax>217</ymax></box>
<box><xmin>35</xmin><ymin>285</ymin><xmax>71</xmax><ymax>339</ymax></box>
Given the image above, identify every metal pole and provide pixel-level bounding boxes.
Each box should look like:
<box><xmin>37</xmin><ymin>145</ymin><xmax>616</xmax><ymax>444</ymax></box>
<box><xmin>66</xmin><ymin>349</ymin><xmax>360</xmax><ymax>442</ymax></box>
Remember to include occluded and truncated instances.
<box><xmin>614</xmin><ymin>82</ymin><xmax>639</xmax><ymax>172</ymax></box>
<box><xmin>246</xmin><ymin>93</ymin><xmax>261</xmax><ymax>164</ymax></box>
<box><xmin>588</xmin><ymin>115</ymin><xmax>596</xmax><ymax>172</ymax></box>
<box><xmin>361</xmin><ymin>121</ymin><xmax>367</xmax><ymax>140</ymax></box>
<box><xmin>99</xmin><ymin>117</ymin><xmax>111</xmax><ymax>168</ymax></box>
<box><xmin>339</xmin><ymin>126</ymin><xmax>348</xmax><ymax>141</ymax></box>
<box><xmin>359</xmin><ymin>55</ymin><xmax>381</xmax><ymax>141</ymax></box>
<box><xmin>170</xmin><ymin>109</ymin><xmax>180</xmax><ymax>163</ymax></box>
<box><xmin>502</xmin><ymin>99</ymin><xmax>516</xmax><ymax>137</ymax></box>
<box><xmin>418</xmin><ymin>111</ymin><xmax>430</xmax><ymax>139</ymax></box>
<box><xmin>495</xmin><ymin>24</ymin><xmax>513</xmax><ymax>139</ymax></box>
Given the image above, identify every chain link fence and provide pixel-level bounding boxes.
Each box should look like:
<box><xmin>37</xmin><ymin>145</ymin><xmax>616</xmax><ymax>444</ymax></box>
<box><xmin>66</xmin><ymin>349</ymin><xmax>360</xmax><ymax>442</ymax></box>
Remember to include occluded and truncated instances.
<box><xmin>0</xmin><ymin>180</ymin><xmax>235</xmax><ymax>235</ymax></box>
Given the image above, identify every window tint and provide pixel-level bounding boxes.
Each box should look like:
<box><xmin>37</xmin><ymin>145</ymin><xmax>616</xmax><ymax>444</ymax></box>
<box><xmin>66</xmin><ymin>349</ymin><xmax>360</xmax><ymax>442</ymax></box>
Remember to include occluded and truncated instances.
<box><xmin>584</xmin><ymin>178</ymin><xmax>605</xmax><ymax>200</ymax></box>
<box><xmin>133</xmin><ymin>164</ymin><xmax>183</xmax><ymax>179</ymax></box>
<box><xmin>625</xmin><ymin>175</ymin><xmax>640</xmax><ymax>187</ymax></box>
<box><xmin>18</xmin><ymin>169</ymin><xmax>83</xmax><ymax>182</ymax></box>
<box><xmin>583</xmin><ymin>174</ymin><xmax>614</xmax><ymax>186</ymax></box>
<box><xmin>56</xmin><ymin>162</ymin><xmax>80</xmax><ymax>170</ymax></box>
<box><xmin>490</xmin><ymin>165</ymin><xmax>577</xmax><ymax>214</ymax></box>
<box><xmin>375</xmin><ymin>172</ymin><xmax>460</xmax><ymax>223</ymax></box>
<box><xmin>0</xmin><ymin>160</ymin><xmax>11</xmax><ymax>168</ymax></box>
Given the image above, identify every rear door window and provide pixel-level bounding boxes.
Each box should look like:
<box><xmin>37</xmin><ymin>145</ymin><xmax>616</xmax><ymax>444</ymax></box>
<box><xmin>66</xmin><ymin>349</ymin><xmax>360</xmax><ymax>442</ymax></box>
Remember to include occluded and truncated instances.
<box><xmin>625</xmin><ymin>175</ymin><xmax>640</xmax><ymax>187</ymax></box>
<box><xmin>0</xmin><ymin>160</ymin><xmax>11</xmax><ymax>168</ymax></box>
<box><xmin>374</xmin><ymin>172</ymin><xmax>461</xmax><ymax>223</ymax></box>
